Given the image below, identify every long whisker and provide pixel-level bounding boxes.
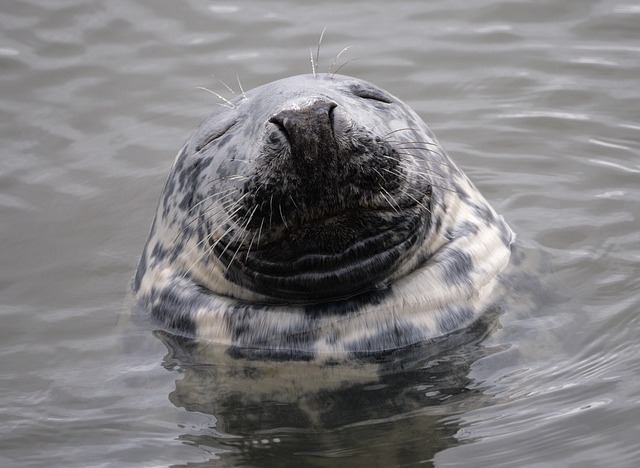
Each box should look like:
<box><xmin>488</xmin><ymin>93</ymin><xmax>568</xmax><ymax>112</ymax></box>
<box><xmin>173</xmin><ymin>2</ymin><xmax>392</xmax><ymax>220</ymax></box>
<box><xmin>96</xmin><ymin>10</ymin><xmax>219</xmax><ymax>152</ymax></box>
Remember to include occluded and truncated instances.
<box><xmin>224</xmin><ymin>205</ymin><xmax>259</xmax><ymax>272</ymax></box>
<box><xmin>218</xmin><ymin>207</ymin><xmax>254</xmax><ymax>267</ymax></box>
<box><xmin>403</xmin><ymin>188</ymin><xmax>432</xmax><ymax>213</ymax></box>
<box><xmin>394</xmin><ymin>151</ymin><xmax>451</xmax><ymax>167</ymax></box>
<box><xmin>387</xmin><ymin>140</ymin><xmax>439</xmax><ymax>147</ymax></box>
<box><xmin>383</xmin><ymin>127</ymin><xmax>416</xmax><ymax>137</ymax></box>
<box><xmin>256</xmin><ymin>217</ymin><xmax>265</xmax><ymax>249</ymax></box>
<box><xmin>288</xmin><ymin>194</ymin><xmax>301</xmax><ymax>213</ymax></box>
<box><xmin>180</xmin><ymin>207</ymin><xmax>243</xmax><ymax>278</ymax></box>
<box><xmin>244</xmin><ymin>212</ymin><xmax>261</xmax><ymax>258</ymax></box>
<box><xmin>174</xmin><ymin>191</ymin><xmax>241</xmax><ymax>243</ymax></box>
<box><xmin>202</xmin><ymin>174</ymin><xmax>247</xmax><ymax>190</ymax></box>
<box><xmin>210</xmin><ymin>74</ymin><xmax>236</xmax><ymax>95</ymax></box>
<box><xmin>310</xmin><ymin>48</ymin><xmax>316</xmax><ymax>77</ymax></box>
<box><xmin>412</xmin><ymin>173</ymin><xmax>457</xmax><ymax>193</ymax></box>
<box><xmin>328</xmin><ymin>46</ymin><xmax>352</xmax><ymax>77</ymax></box>
<box><xmin>393</xmin><ymin>145</ymin><xmax>443</xmax><ymax>151</ymax></box>
<box><xmin>315</xmin><ymin>27</ymin><xmax>327</xmax><ymax>78</ymax></box>
<box><xmin>187</xmin><ymin>187</ymin><xmax>238</xmax><ymax>215</ymax></box>
<box><xmin>196</xmin><ymin>86</ymin><xmax>236</xmax><ymax>109</ymax></box>
<box><xmin>278</xmin><ymin>203</ymin><xmax>289</xmax><ymax>230</ymax></box>
<box><xmin>331</xmin><ymin>57</ymin><xmax>361</xmax><ymax>78</ymax></box>
<box><xmin>269</xmin><ymin>194</ymin><xmax>274</xmax><ymax>230</ymax></box>
<box><xmin>379</xmin><ymin>186</ymin><xmax>402</xmax><ymax>214</ymax></box>
<box><xmin>200</xmin><ymin>192</ymin><xmax>248</xmax><ymax>219</ymax></box>
<box><xmin>237</xmin><ymin>75</ymin><xmax>247</xmax><ymax>100</ymax></box>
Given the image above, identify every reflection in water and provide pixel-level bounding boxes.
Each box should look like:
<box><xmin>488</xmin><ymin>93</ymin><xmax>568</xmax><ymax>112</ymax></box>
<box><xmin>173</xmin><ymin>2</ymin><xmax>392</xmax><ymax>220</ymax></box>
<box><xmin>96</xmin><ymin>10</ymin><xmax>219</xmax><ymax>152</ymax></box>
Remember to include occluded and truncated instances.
<box><xmin>154</xmin><ymin>310</ymin><xmax>505</xmax><ymax>466</ymax></box>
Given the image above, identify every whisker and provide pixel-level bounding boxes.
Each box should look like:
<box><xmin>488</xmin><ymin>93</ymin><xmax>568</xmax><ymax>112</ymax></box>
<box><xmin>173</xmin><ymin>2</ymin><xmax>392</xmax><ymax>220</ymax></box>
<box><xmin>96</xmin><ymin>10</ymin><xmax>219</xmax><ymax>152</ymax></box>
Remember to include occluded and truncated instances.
<box><xmin>378</xmin><ymin>188</ymin><xmax>399</xmax><ymax>214</ymax></box>
<box><xmin>387</xmin><ymin>140</ymin><xmax>439</xmax><ymax>147</ymax></box>
<box><xmin>383</xmin><ymin>127</ymin><xmax>415</xmax><ymax>137</ymax></box>
<box><xmin>256</xmin><ymin>217</ymin><xmax>265</xmax><ymax>249</ymax></box>
<box><xmin>228</xmin><ymin>227</ymin><xmax>258</xmax><ymax>273</ymax></box>
<box><xmin>237</xmin><ymin>75</ymin><xmax>247</xmax><ymax>100</ymax></box>
<box><xmin>201</xmin><ymin>174</ymin><xmax>247</xmax><ymax>191</ymax></box>
<box><xmin>328</xmin><ymin>46</ymin><xmax>352</xmax><ymax>77</ymax></box>
<box><xmin>380</xmin><ymin>185</ymin><xmax>400</xmax><ymax>214</ymax></box>
<box><xmin>223</xmin><ymin>205</ymin><xmax>258</xmax><ymax>271</ymax></box>
<box><xmin>310</xmin><ymin>48</ymin><xmax>316</xmax><ymax>77</ymax></box>
<box><xmin>201</xmin><ymin>201</ymin><xmax>255</xmax><ymax>268</ymax></box>
<box><xmin>278</xmin><ymin>203</ymin><xmax>289</xmax><ymax>230</ymax></box>
<box><xmin>413</xmin><ymin>174</ymin><xmax>457</xmax><ymax>194</ymax></box>
<box><xmin>394</xmin><ymin>151</ymin><xmax>451</xmax><ymax>167</ymax></box>
<box><xmin>200</xmin><ymin>192</ymin><xmax>248</xmax><ymax>219</ymax></box>
<box><xmin>393</xmin><ymin>145</ymin><xmax>443</xmax><ymax>151</ymax></box>
<box><xmin>187</xmin><ymin>187</ymin><xmax>239</xmax><ymax>215</ymax></box>
<box><xmin>288</xmin><ymin>194</ymin><xmax>301</xmax><ymax>213</ymax></box>
<box><xmin>243</xmin><ymin>211</ymin><xmax>262</xmax><ymax>260</ymax></box>
<box><xmin>210</xmin><ymin>73</ymin><xmax>236</xmax><ymax>95</ymax></box>
<box><xmin>384</xmin><ymin>127</ymin><xmax>418</xmax><ymax>138</ymax></box>
<box><xmin>331</xmin><ymin>57</ymin><xmax>361</xmax><ymax>78</ymax></box>
<box><xmin>403</xmin><ymin>189</ymin><xmax>431</xmax><ymax>213</ymax></box>
<box><xmin>315</xmin><ymin>27</ymin><xmax>327</xmax><ymax>78</ymax></box>
<box><xmin>371</xmin><ymin>166</ymin><xmax>386</xmax><ymax>181</ymax></box>
<box><xmin>196</xmin><ymin>86</ymin><xmax>236</xmax><ymax>109</ymax></box>
<box><xmin>180</xmin><ymin>211</ymin><xmax>242</xmax><ymax>278</ymax></box>
<box><xmin>269</xmin><ymin>194</ymin><xmax>274</xmax><ymax>230</ymax></box>
<box><xmin>174</xmin><ymin>193</ymin><xmax>240</xmax><ymax>244</ymax></box>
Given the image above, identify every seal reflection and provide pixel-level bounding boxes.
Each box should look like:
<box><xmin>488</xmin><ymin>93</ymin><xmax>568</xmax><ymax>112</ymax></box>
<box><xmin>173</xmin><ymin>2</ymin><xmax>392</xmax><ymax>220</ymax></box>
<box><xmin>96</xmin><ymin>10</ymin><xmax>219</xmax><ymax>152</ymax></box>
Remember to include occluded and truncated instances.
<box><xmin>155</xmin><ymin>308</ymin><xmax>502</xmax><ymax>465</ymax></box>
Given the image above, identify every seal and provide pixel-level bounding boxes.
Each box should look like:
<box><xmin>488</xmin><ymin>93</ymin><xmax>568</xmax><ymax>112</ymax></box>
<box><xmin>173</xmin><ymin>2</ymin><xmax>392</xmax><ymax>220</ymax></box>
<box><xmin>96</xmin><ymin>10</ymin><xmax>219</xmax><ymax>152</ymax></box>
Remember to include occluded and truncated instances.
<box><xmin>133</xmin><ymin>73</ymin><xmax>515</xmax><ymax>359</ymax></box>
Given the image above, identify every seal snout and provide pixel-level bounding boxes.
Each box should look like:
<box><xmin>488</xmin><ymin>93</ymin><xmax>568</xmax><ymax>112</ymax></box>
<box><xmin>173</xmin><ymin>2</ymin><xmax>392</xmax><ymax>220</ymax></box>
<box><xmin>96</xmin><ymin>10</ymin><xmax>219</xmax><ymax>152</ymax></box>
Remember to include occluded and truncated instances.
<box><xmin>268</xmin><ymin>99</ymin><xmax>338</xmax><ymax>164</ymax></box>
<box><xmin>213</xmin><ymin>87</ymin><xmax>427</xmax><ymax>301</ymax></box>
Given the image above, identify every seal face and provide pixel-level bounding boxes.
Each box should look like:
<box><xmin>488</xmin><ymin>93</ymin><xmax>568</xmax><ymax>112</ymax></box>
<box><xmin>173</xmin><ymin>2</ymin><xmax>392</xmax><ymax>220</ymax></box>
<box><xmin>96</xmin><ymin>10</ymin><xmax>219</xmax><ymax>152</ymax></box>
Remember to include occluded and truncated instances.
<box><xmin>134</xmin><ymin>74</ymin><xmax>514</xmax><ymax>358</ymax></box>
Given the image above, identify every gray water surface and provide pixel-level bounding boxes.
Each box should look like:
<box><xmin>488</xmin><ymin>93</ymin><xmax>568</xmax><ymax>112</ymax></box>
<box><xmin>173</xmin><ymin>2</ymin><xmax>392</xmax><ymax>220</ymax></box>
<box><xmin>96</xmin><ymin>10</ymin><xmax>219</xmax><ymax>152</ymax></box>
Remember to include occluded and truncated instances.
<box><xmin>1</xmin><ymin>0</ymin><xmax>639</xmax><ymax>466</ymax></box>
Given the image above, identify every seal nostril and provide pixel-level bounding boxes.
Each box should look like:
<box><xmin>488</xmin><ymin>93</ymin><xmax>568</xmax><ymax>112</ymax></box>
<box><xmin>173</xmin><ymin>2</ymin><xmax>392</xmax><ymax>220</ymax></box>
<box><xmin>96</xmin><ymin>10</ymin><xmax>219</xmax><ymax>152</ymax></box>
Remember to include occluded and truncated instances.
<box><xmin>268</xmin><ymin>115</ymin><xmax>288</xmax><ymax>137</ymax></box>
<box><xmin>328</xmin><ymin>103</ymin><xmax>337</xmax><ymax>135</ymax></box>
<box><xmin>269</xmin><ymin>100</ymin><xmax>337</xmax><ymax>147</ymax></box>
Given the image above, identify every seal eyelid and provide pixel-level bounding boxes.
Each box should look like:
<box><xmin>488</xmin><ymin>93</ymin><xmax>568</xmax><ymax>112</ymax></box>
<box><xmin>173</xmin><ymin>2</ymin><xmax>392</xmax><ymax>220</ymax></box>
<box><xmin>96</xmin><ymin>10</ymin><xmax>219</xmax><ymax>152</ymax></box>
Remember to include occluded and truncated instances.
<box><xmin>195</xmin><ymin>120</ymin><xmax>237</xmax><ymax>152</ymax></box>
<box><xmin>349</xmin><ymin>85</ymin><xmax>393</xmax><ymax>104</ymax></box>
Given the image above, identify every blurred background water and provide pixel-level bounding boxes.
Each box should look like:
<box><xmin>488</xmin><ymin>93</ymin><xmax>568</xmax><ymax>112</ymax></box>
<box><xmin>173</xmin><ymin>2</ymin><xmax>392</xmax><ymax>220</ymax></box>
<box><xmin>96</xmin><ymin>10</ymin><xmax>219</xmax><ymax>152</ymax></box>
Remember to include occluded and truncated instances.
<box><xmin>1</xmin><ymin>0</ymin><xmax>639</xmax><ymax>466</ymax></box>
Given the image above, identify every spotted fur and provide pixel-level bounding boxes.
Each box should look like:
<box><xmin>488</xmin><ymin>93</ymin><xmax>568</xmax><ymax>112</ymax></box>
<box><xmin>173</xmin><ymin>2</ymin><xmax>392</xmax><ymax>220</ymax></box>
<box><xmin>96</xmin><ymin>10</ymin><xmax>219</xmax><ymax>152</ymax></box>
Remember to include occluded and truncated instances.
<box><xmin>134</xmin><ymin>74</ymin><xmax>514</xmax><ymax>360</ymax></box>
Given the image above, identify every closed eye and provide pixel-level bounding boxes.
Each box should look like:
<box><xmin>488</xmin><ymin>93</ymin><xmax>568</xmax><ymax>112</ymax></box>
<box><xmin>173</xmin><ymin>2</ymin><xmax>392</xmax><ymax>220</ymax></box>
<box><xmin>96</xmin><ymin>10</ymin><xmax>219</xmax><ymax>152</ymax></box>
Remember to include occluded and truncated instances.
<box><xmin>350</xmin><ymin>85</ymin><xmax>393</xmax><ymax>104</ymax></box>
<box><xmin>195</xmin><ymin>120</ymin><xmax>237</xmax><ymax>152</ymax></box>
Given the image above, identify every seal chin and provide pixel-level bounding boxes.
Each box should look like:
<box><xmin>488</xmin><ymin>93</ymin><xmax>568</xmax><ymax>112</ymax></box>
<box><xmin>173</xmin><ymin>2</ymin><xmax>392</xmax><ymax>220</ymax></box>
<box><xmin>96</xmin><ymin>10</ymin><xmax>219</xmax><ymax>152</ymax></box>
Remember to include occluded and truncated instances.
<box><xmin>215</xmin><ymin>206</ymin><xmax>426</xmax><ymax>302</ymax></box>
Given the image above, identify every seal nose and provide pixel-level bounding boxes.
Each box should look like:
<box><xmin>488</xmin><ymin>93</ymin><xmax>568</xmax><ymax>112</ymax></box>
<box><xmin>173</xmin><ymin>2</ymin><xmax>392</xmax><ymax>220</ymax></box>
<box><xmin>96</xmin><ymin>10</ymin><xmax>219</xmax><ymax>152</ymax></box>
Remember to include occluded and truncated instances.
<box><xmin>269</xmin><ymin>100</ymin><xmax>338</xmax><ymax>162</ymax></box>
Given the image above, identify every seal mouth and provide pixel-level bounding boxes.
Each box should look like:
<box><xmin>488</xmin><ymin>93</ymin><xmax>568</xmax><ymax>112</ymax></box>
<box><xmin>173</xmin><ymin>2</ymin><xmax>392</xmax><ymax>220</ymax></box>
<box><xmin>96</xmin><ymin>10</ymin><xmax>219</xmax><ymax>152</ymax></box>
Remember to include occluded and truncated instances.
<box><xmin>213</xmin><ymin>203</ymin><xmax>426</xmax><ymax>303</ymax></box>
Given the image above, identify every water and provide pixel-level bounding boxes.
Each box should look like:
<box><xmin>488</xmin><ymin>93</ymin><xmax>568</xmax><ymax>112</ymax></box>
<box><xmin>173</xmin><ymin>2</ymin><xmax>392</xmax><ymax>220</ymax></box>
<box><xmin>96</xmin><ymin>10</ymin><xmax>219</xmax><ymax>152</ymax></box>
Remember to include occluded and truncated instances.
<box><xmin>1</xmin><ymin>0</ymin><xmax>639</xmax><ymax>466</ymax></box>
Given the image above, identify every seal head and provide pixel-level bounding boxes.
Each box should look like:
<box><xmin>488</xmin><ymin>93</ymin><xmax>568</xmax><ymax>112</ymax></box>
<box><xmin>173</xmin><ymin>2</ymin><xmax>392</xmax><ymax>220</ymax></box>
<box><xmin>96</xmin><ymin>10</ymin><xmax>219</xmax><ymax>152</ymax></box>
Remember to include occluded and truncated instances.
<box><xmin>134</xmin><ymin>74</ymin><xmax>514</xmax><ymax>358</ymax></box>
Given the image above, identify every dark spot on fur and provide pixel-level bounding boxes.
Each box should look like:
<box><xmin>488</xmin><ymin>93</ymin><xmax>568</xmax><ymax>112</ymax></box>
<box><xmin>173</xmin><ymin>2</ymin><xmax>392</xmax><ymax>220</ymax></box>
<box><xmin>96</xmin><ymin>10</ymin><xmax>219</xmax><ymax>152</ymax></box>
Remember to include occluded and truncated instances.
<box><xmin>149</xmin><ymin>286</ymin><xmax>199</xmax><ymax>336</ymax></box>
<box><xmin>433</xmin><ymin>212</ymin><xmax>444</xmax><ymax>234</ymax></box>
<box><xmin>473</xmin><ymin>203</ymin><xmax>495</xmax><ymax>224</ymax></box>
<box><xmin>226</xmin><ymin>305</ymin><xmax>319</xmax><ymax>351</ymax></box>
<box><xmin>151</xmin><ymin>242</ymin><xmax>169</xmax><ymax>262</ymax></box>
<box><xmin>441</xmin><ymin>249</ymin><xmax>474</xmax><ymax>286</ymax></box>
<box><xmin>445</xmin><ymin>221</ymin><xmax>479</xmax><ymax>240</ymax></box>
<box><xmin>452</xmin><ymin>182</ymin><xmax>469</xmax><ymax>202</ymax></box>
